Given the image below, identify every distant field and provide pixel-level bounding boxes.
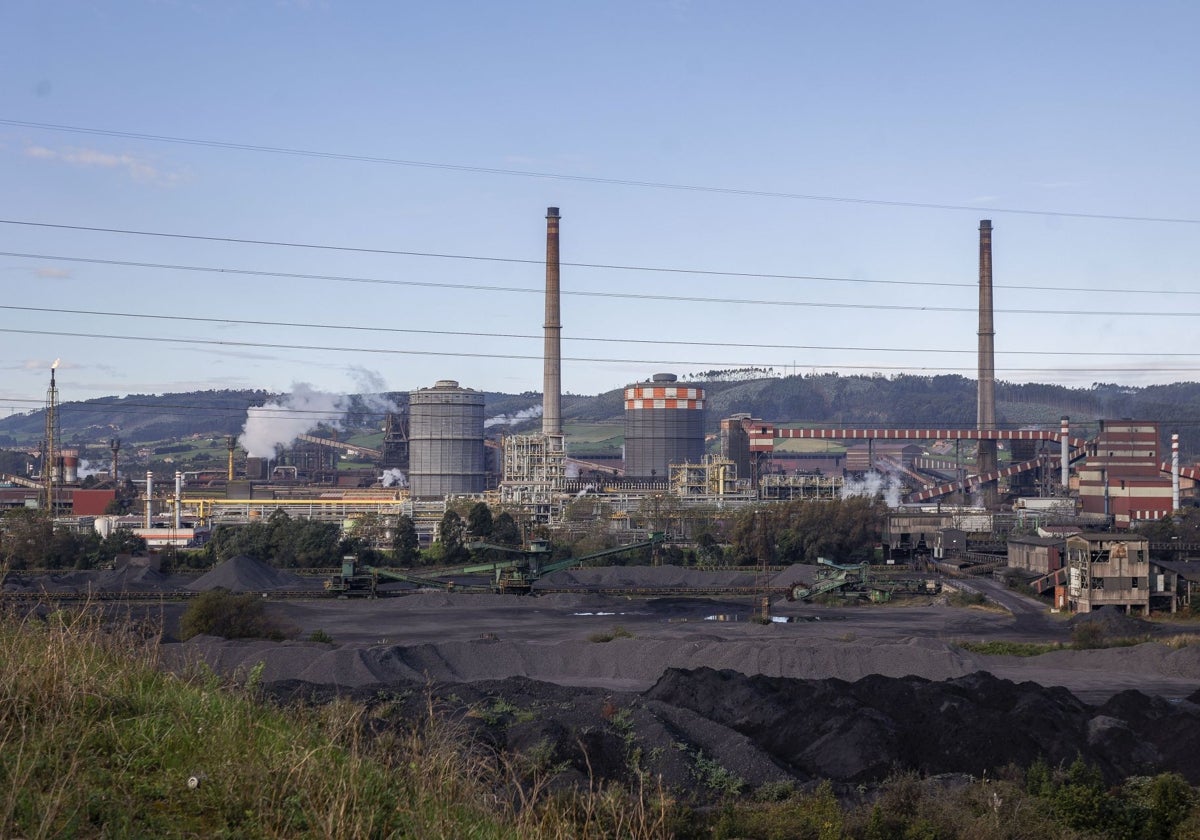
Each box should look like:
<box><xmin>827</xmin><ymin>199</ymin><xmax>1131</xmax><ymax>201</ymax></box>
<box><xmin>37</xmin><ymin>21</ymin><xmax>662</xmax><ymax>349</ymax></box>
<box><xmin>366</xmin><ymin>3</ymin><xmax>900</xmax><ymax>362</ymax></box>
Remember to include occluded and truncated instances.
<box><xmin>564</xmin><ymin>422</ymin><xmax>623</xmax><ymax>455</ymax></box>
<box><xmin>772</xmin><ymin>438</ymin><xmax>847</xmax><ymax>454</ymax></box>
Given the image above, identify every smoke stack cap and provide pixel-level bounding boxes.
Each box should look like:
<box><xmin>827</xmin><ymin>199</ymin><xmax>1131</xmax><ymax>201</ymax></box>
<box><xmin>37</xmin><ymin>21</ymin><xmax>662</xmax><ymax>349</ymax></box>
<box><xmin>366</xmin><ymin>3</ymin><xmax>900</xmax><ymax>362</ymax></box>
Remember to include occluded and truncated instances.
<box><xmin>651</xmin><ymin>373</ymin><xmax>678</xmax><ymax>383</ymax></box>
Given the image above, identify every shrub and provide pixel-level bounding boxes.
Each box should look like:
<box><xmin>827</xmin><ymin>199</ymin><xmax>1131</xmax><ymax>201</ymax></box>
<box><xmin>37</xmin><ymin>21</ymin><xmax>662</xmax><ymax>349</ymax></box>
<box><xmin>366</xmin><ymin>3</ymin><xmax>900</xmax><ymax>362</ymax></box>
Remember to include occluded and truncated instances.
<box><xmin>179</xmin><ymin>589</ymin><xmax>289</xmax><ymax>641</ymax></box>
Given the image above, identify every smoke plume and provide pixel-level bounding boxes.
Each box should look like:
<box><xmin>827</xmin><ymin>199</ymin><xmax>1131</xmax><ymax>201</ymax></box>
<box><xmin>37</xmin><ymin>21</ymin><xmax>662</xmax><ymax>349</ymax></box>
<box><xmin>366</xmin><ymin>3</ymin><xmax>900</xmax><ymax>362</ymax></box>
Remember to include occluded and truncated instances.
<box><xmin>381</xmin><ymin>468</ymin><xmax>408</xmax><ymax>488</ymax></box>
<box><xmin>240</xmin><ymin>383</ymin><xmax>347</xmax><ymax>458</ymax></box>
<box><xmin>484</xmin><ymin>404</ymin><xmax>544</xmax><ymax>429</ymax></box>
<box><xmin>841</xmin><ymin>471</ymin><xmax>902</xmax><ymax>508</ymax></box>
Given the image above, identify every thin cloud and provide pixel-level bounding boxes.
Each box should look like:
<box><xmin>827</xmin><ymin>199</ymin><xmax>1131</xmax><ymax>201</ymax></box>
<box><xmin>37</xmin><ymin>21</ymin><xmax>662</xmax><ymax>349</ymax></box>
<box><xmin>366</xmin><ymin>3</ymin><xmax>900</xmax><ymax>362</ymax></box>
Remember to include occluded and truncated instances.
<box><xmin>35</xmin><ymin>267</ymin><xmax>71</xmax><ymax>279</ymax></box>
<box><xmin>24</xmin><ymin>144</ymin><xmax>188</xmax><ymax>186</ymax></box>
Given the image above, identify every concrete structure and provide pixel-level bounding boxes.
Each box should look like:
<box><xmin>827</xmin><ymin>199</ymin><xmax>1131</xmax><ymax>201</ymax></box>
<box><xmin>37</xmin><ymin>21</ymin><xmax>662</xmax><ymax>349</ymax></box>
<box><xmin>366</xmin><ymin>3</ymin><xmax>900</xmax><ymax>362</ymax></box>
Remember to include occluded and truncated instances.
<box><xmin>408</xmin><ymin>380</ymin><xmax>486</xmax><ymax>498</ymax></box>
<box><xmin>623</xmin><ymin>374</ymin><xmax>705</xmax><ymax>479</ymax></box>
<box><xmin>1065</xmin><ymin>532</ymin><xmax>1150</xmax><ymax>614</ymax></box>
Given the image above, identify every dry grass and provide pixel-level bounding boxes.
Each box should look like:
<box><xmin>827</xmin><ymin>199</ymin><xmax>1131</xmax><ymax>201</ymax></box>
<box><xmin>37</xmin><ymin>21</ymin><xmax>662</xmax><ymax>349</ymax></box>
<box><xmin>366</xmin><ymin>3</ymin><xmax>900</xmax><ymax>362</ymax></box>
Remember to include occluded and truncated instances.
<box><xmin>0</xmin><ymin>603</ymin><xmax>674</xmax><ymax>839</ymax></box>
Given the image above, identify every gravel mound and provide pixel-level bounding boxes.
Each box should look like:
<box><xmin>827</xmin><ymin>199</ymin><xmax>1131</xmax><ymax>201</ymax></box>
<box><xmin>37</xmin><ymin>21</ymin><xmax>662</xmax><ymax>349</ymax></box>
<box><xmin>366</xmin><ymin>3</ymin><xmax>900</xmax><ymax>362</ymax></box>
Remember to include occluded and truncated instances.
<box><xmin>536</xmin><ymin>564</ymin><xmax>762</xmax><ymax>589</ymax></box>
<box><xmin>185</xmin><ymin>555</ymin><xmax>310</xmax><ymax>592</ymax></box>
<box><xmin>1067</xmin><ymin>607</ymin><xmax>1156</xmax><ymax>637</ymax></box>
<box><xmin>163</xmin><ymin>633</ymin><xmax>987</xmax><ymax>692</ymax></box>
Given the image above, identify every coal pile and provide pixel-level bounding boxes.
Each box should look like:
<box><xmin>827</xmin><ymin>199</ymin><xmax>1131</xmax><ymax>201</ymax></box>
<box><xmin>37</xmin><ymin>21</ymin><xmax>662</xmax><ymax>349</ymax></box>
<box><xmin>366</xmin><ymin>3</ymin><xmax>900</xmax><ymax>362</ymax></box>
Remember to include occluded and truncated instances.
<box><xmin>264</xmin><ymin>668</ymin><xmax>1200</xmax><ymax>801</ymax></box>
<box><xmin>186</xmin><ymin>555</ymin><xmax>313</xmax><ymax>593</ymax></box>
<box><xmin>536</xmin><ymin>565</ymin><xmax>761</xmax><ymax>589</ymax></box>
<box><xmin>643</xmin><ymin>668</ymin><xmax>1200</xmax><ymax>786</ymax></box>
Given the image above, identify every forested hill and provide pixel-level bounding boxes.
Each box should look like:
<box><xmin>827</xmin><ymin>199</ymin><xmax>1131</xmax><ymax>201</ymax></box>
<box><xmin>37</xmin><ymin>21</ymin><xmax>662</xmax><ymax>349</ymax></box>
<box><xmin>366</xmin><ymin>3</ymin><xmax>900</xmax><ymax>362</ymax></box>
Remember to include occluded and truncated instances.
<box><xmin>4</xmin><ymin>376</ymin><xmax>1200</xmax><ymax>455</ymax></box>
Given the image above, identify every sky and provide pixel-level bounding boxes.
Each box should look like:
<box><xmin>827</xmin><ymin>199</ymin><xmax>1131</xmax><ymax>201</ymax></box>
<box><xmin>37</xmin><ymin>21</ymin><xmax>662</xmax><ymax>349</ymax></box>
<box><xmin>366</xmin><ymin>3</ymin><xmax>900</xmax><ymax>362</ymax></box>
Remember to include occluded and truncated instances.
<box><xmin>2</xmin><ymin>1</ymin><xmax>1199</xmax><ymax>419</ymax></box>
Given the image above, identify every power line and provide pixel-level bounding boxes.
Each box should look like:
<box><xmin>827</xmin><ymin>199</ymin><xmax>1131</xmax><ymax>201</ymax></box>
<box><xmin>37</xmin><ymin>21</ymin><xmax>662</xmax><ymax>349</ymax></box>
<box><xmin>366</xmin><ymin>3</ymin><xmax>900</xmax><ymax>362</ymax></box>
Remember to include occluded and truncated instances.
<box><xmin>6</xmin><ymin>303</ymin><xmax>1200</xmax><ymax>358</ymax></box>
<box><xmin>1</xmin><ymin>249</ymin><xmax>1197</xmax><ymax>317</ymax></box>
<box><xmin>2</xmin><ymin>228</ymin><xmax>1198</xmax><ymax>297</ymax></box>
<box><xmin>9</xmin><ymin>395</ymin><xmax>1200</xmax><ymax>433</ymax></box>
<box><xmin>4</xmin><ymin>118</ymin><xmax>1198</xmax><ymax>225</ymax></box>
<box><xmin>4</xmin><ymin>326</ymin><xmax>1200</xmax><ymax>375</ymax></box>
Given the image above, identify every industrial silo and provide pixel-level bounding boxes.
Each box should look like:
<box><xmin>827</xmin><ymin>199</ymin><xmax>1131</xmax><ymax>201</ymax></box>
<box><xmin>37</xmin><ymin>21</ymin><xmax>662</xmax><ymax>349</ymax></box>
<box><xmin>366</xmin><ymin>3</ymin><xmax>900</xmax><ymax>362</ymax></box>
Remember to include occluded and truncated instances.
<box><xmin>409</xmin><ymin>380</ymin><xmax>486</xmax><ymax>498</ymax></box>
<box><xmin>623</xmin><ymin>373</ymin><xmax>705</xmax><ymax>478</ymax></box>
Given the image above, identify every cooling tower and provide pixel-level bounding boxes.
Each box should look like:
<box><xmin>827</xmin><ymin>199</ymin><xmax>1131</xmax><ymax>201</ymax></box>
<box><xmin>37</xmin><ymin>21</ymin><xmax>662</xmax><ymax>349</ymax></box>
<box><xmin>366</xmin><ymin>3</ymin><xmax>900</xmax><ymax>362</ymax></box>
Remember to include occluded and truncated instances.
<box><xmin>623</xmin><ymin>373</ymin><xmax>705</xmax><ymax>479</ymax></box>
<box><xmin>409</xmin><ymin>380</ymin><xmax>486</xmax><ymax>498</ymax></box>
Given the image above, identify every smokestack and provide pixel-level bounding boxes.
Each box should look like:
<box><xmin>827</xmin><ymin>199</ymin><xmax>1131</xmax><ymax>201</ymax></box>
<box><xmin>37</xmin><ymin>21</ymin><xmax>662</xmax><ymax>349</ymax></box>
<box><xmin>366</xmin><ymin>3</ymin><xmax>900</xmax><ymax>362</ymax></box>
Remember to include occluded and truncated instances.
<box><xmin>110</xmin><ymin>437</ymin><xmax>120</xmax><ymax>481</ymax></box>
<box><xmin>1060</xmin><ymin>416</ymin><xmax>1070</xmax><ymax>490</ymax></box>
<box><xmin>145</xmin><ymin>470</ymin><xmax>153</xmax><ymax>529</ymax></box>
<box><xmin>542</xmin><ymin>206</ymin><xmax>562</xmax><ymax>445</ymax></box>
<box><xmin>175</xmin><ymin>470</ymin><xmax>183</xmax><ymax>531</ymax></box>
<box><xmin>1173</xmin><ymin>432</ymin><xmax>1180</xmax><ymax>512</ymax></box>
<box><xmin>977</xmin><ymin>220</ymin><xmax>998</xmax><ymax>507</ymax></box>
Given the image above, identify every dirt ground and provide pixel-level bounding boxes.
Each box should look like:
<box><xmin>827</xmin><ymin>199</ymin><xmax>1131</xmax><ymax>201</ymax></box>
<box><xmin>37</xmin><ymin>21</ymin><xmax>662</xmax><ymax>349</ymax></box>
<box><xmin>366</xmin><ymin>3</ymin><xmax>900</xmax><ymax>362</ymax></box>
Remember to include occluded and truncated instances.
<box><xmin>12</xmin><ymin>559</ymin><xmax>1200</xmax><ymax>796</ymax></box>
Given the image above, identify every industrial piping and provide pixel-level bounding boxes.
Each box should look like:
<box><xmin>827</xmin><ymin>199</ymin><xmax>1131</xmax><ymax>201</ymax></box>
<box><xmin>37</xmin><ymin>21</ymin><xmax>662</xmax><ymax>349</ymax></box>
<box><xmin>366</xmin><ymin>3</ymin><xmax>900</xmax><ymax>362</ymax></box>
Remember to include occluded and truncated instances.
<box><xmin>977</xmin><ymin>220</ymin><xmax>998</xmax><ymax>506</ymax></box>
<box><xmin>543</xmin><ymin>207</ymin><xmax>562</xmax><ymax>445</ymax></box>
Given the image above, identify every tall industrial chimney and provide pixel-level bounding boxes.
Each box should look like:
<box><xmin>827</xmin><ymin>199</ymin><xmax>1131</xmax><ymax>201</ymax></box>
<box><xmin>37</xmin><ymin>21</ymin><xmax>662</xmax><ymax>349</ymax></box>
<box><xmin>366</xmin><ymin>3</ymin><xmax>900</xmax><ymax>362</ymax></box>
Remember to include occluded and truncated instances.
<box><xmin>977</xmin><ymin>220</ymin><xmax>998</xmax><ymax>507</ymax></box>
<box><xmin>542</xmin><ymin>207</ymin><xmax>563</xmax><ymax>445</ymax></box>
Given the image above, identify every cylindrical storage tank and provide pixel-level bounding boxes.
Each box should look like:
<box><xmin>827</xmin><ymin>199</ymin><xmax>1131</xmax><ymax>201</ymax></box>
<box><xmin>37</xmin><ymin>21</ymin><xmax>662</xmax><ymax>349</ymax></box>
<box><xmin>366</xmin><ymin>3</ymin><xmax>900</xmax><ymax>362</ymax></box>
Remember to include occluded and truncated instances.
<box><xmin>623</xmin><ymin>373</ymin><xmax>705</xmax><ymax>478</ymax></box>
<box><xmin>409</xmin><ymin>380</ymin><xmax>486</xmax><ymax>498</ymax></box>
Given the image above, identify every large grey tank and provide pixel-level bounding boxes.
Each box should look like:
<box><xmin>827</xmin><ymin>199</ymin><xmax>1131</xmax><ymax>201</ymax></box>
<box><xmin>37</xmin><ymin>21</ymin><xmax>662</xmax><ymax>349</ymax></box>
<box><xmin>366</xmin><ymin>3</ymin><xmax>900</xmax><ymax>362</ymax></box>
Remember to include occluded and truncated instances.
<box><xmin>623</xmin><ymin>373</ymin><xmax>706</xmax><ymax>478</ymax></box>
<box><xmin>408</xmin><ymin>380</ymin><xmax>486</xmax><ymax>498</ymax></box>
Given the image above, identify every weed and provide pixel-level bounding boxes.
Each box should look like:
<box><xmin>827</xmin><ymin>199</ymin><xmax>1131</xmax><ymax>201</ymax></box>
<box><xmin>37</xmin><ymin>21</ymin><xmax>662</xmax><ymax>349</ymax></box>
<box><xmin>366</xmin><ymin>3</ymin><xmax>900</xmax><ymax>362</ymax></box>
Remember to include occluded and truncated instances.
<box><xmin>588</xmin><ymin>625</ymin><xmax>634</xmax><ymax>643</ymax></box>
<box><xmin>306</xmin><ymin>628</ymin><xmax>333</xmax><ymax>643</ymax></box>
<box><xmin>692</xmin><ymin>751</ymin><xmax>745</xmax><ymax>797</ymax></box>
<box><xmin>958</xmin><ymin>640</ymin><xmax>1064</xmax><ymax>657</ymax></box>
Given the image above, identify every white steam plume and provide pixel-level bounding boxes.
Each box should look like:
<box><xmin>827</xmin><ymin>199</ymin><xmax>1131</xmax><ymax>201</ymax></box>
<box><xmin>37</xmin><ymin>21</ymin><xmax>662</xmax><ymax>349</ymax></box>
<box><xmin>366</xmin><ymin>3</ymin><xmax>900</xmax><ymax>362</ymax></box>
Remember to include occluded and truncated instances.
<box><xmin>484</xmin><ymin>404</ymin><xmax>543</xmax><ymax>429</ymax></box>
<box><xmin>240</xmin><ymin>383</ymin><xmax>347</xmax><ymax>458</ymax></box>
<box><xmin>841</xmin><ymin>471</ymin><xmax>902</xmax><ymax>508</ymax></box>
<box><xmin>347</xmin><ymin>367</ymin><xmax>398</xmax><ymax>418</ymax></box>
<box><xmin>381</xmin><ymin>468</ymin><xmax>408</xmax><ymax>488</ymax></box>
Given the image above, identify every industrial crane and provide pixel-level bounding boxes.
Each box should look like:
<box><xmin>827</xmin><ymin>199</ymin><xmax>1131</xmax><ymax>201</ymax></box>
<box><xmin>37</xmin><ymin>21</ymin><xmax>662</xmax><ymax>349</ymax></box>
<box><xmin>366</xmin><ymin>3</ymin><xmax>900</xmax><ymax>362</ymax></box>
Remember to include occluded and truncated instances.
<box><xmin>786</xmin><ymin>558</ymin><xmax>940</xmax><ymax>603</ymax></box>
<box><xmin>326</xmin><ymin>533</ymin><xmax>664</xmax><ymax>597</ymax></box>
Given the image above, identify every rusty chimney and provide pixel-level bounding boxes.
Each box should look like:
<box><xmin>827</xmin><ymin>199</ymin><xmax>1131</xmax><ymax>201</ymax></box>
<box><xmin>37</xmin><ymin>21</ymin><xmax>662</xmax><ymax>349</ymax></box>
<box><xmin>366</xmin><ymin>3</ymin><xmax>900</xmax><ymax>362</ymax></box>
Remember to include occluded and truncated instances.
<box><xmin>542</xmin><ymin>207</ymin><xmax>563</xmax><ymax>445</ymax></box>
<box><xmin>977</xmin><ymin>220</ymin><xmax>998</xmax><ymax>507</ymax></box>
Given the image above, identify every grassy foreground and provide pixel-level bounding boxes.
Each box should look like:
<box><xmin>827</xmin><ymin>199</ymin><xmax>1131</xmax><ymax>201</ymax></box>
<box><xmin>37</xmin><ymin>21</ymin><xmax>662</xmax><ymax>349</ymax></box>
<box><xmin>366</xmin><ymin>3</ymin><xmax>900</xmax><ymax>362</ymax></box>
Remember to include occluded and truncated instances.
<box><xmin>0</xmin><ymin>607</ymin><xmax>667</xmax><ymax>839</ymax></box>
<box><xmin>7</xmin><ymin>606</ymin><xmax>1200</xmax><ymax>839</ymax></box>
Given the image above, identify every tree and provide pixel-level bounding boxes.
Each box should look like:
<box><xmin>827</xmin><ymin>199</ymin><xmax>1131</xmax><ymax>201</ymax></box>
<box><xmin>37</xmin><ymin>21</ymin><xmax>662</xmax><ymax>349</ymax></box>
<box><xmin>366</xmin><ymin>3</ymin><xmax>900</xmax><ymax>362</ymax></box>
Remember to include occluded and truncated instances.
<box><xmin>491</xmin><ymin>512</ymin><xmax>523</xmax><ymax>547</ymax></box>
<box><xmin>466</xmin><ymin>502</ymin><xmax>493</xmax><ymax>539</ymax></box>
<box><xmin>0</xmin><ymin>509</ymin><xmax>54</xmax><ymax>570</ymax></box>
<box><xmin>437</xmin><ymin>510</ymin><xmax>469</xmax><ymax>564</ymax></box>
<box><xmin>391</xmin><ymin>514</ymin><xmax>420</xmax><ymax>565</ymax></box>
<box><xmin>97</xmin><ymin>528</ymin><xmax>147</xmax><ymax>563</ymax></box>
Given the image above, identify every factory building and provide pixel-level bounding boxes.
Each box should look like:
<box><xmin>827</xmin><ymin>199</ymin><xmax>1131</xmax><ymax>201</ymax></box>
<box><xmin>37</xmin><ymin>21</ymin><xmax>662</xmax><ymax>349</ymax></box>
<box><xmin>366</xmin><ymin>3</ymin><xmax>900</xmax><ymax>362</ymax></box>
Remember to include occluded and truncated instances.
<box><xmin>1065</xmin><ymin>532</ymin><xmax>1151</xmax><ymax>614</ymax></box>
<box><xmin>1077</xmin><ymin>420</ymin><xmax>1174</xmax><ymax>528</ymax></box>
<box><xmin>624</xmin><ymin>374</ymin><xmax>705</xmax><ymax>479</ymax></box>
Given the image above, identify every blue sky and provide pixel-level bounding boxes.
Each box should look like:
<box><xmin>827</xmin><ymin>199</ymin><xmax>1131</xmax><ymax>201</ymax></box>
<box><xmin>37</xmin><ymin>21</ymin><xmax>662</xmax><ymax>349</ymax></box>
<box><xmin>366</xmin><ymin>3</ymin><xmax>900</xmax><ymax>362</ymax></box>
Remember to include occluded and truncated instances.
<box><xmin>2</xmin><ymin>1</ymin><xmax>1198</xmax><ymax>416</ymax></box>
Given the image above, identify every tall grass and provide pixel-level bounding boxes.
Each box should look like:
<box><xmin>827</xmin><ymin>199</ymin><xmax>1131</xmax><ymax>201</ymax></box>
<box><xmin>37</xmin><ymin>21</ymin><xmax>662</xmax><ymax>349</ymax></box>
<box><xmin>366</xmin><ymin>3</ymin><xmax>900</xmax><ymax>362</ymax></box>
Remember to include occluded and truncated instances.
<box><xmin>0</xmin><ymin>605</ymin><xmax>670</xmax><ymax>839</ymax></box>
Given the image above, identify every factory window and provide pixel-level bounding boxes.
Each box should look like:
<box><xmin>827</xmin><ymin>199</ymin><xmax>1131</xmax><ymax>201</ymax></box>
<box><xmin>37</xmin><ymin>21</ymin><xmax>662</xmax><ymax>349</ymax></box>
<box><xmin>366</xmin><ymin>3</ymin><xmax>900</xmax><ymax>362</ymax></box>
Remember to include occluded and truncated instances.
<box><xmin>1090</xmin><ymin>549</ymin><xmax>1110</xmax><ymax>563</ymax></box>
<box><xmin>1131</xmin><ymin>577</ymin><xmax>1139</xmax><ymax>589</ymax></box>
<box><xmin>1091</xmin><ymin>577</ymin><xmax>1105</xmax><ymax>590</ymax></box>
